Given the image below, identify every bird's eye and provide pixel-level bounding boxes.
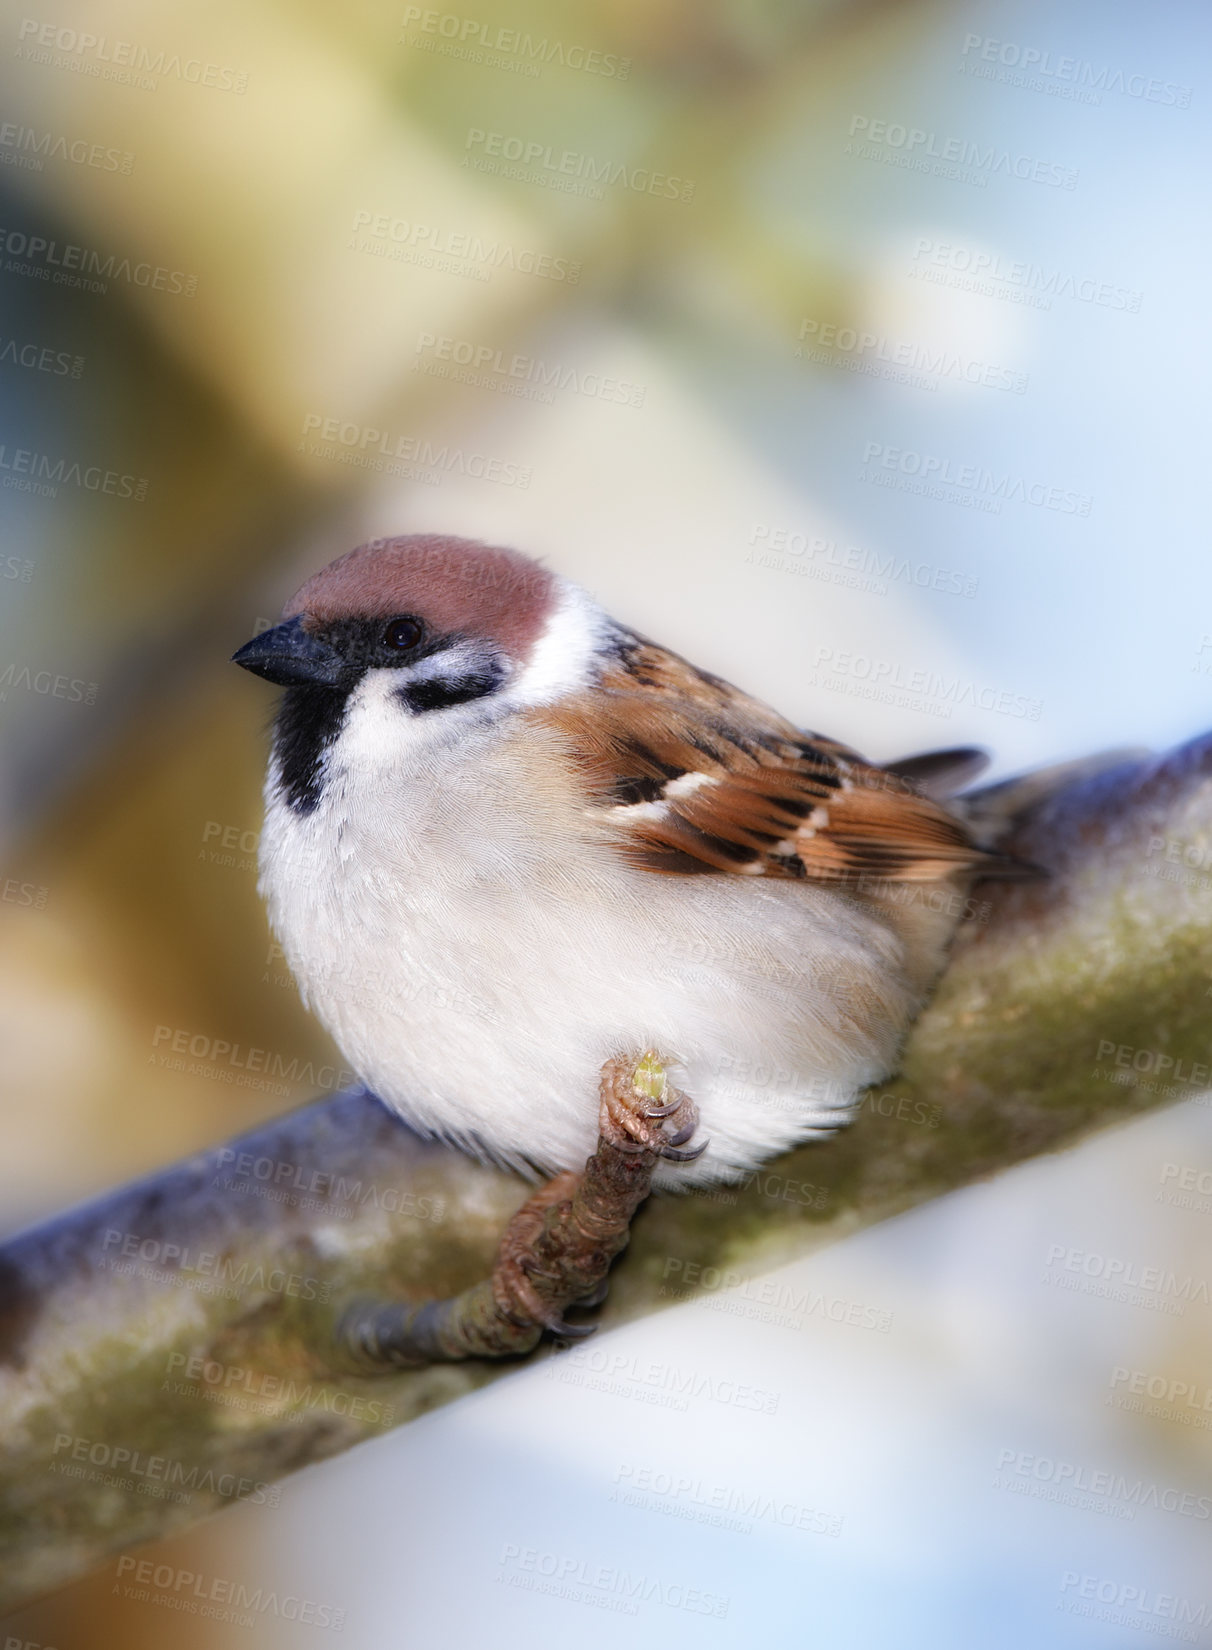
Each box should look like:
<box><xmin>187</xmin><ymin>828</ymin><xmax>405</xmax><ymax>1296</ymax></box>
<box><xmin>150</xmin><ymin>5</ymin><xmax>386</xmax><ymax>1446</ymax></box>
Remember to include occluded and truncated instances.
<box><xmin>383</xmin><ymin>615</ymin><xmax>423</xmax><ymax>651</ymax></box>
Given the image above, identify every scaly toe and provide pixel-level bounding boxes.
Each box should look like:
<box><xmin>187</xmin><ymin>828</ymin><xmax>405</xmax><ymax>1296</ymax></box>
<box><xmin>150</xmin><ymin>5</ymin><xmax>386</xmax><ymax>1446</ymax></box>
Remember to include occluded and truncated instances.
<box><xmin>602</xmin><ymin>1092</ymin><xmax>660</xmax><ymax>1152</ymax></box>
<box><xmin>493</xmin><ymin>1262</ymin><xmax>550</xmax><ymax>1326</ymax></box>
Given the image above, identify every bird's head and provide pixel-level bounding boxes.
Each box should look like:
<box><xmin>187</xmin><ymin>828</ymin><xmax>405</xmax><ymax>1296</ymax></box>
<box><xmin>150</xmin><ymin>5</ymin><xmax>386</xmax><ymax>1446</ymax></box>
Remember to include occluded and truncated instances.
<box><xmin>232</xmin><ymin>533</ymin><xmax>604</xmax><ymax>810</ymax></box>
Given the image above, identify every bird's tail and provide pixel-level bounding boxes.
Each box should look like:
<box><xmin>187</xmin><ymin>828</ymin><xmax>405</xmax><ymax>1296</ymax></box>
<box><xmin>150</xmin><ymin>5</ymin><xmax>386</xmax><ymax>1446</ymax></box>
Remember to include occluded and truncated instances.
<box><xmin>884</xmin><ymin>743</ymin><xmax>1151</xmax><ymax>882</ymax></box>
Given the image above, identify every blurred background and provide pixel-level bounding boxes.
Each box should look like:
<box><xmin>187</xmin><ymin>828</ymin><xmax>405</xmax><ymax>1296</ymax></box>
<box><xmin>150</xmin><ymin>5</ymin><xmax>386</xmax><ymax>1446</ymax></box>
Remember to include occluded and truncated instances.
<box><xmin>1</xmin><ymin>0</ymin><xmax>1210</xmax><ymax>1642</ymax></box>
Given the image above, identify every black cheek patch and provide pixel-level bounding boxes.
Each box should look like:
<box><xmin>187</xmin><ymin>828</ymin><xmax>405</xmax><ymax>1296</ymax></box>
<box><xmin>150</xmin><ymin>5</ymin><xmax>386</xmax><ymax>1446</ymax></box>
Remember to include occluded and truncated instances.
<box><xmin>395</xmin><ymin>663</ymin><xmax>504</xmax><ymax>715</ymax></box>
<box><xmin>273</xmin><ymin>685</ymin><xmax>351</xmax><ymax>815</ymax></box>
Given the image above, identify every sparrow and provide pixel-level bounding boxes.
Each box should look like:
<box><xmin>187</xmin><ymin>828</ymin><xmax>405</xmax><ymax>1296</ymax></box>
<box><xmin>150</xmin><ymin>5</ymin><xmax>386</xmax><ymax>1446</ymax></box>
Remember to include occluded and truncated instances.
<box><xmin>233</xmin><ymin>533</ymin><xmax>1021</xmax><ymax>1190</ymax></box>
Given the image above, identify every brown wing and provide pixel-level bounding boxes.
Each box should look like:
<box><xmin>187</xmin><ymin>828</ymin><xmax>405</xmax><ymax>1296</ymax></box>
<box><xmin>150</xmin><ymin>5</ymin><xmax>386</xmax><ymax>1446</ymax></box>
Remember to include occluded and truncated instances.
<box><xmin>533</xmin><ymin>633</ymin><xmax>1002</xmax><ymax>885</ymax></box>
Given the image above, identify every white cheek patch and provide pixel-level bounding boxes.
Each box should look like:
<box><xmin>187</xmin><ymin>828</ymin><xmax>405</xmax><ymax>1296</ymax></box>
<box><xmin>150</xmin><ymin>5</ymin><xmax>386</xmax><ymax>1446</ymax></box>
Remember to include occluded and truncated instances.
<box><xmin>507</xmin><ymin>579</ymin><xmax>610</xmax><ymax>708</ymax></box>
<box><xmin>405</xmin><ymin>638</ymin><xmax>490</xmax><ymax>688</ymax></box>
<box><xmin>332</xmin><ymin>644</ymin><xmax>507</xmax><ymax>769</ymax></box>
<box><xmin>335</xmin><ymin>671</ymin><xmax>415</xmax><ymax>764</ymax></box>
<box><xmin>323</xmin><ymin>580</ymin><xmax>607</xmax><ymax>771</ymax></box>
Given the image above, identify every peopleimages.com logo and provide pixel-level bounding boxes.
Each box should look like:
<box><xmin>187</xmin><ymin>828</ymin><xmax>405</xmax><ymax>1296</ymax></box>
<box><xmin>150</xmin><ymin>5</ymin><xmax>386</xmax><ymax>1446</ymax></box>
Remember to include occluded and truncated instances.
<box><xmin>400</xmin><ymin>8</ymin><xmax>630</xmax><ymax>78</ymax></box>
<box><xmin>846</xmin><ymin>113</ymin><xmax>1078</xmax><ymax>190</ymax></box>
<box><xmin>15</xmin><ymin>18</ymin><xmax>249</xmax><ymax>92</ymax></box>
<box><xmin>957</xmin><ymin>33</ymin><xmax>1191</xmax><ymax>108</ymax></box>
<box><xmin>909</xmin><ymin>238</ymin><xmax>1142</xmax><ymax>313</ymax></box>
<box><xmin>0</xmin><ymin>225</ymin><xmax>198</xmax><ymax>295</ymax></box>
<box><xmin>860</xmin><ymin>440</ymin><xmax>1092</xmax><ymax>515</ymax></box>
<box><xmin>462</xmin><ymin>128</ymin><xmax>694</xmax><ymax>201</ymax></box>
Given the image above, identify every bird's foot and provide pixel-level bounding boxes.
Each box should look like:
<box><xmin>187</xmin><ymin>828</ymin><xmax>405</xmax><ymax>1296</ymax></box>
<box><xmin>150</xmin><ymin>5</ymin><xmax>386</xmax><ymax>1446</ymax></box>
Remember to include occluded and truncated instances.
<box><xmin>598</xmin><ymin>1049</ymin><xmax>708</xmax><ymax>1163</ymax></box>
<box><xmin>490</xmin><ymin>1170</ymin><xmax>592</xmax><ymax>1336</ymax></box>
<box><xmin>336</xmin><ymin>1050</ymin><xmax>696</xmax><ymax>1369</ymax></box>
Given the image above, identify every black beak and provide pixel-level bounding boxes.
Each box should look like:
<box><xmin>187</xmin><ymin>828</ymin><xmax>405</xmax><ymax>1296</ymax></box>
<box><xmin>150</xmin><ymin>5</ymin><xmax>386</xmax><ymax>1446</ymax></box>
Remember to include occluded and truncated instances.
<box><xmin>231</xmin><ymin>616</ymin><xmax>346</xmax><ymax>688</ymax></box>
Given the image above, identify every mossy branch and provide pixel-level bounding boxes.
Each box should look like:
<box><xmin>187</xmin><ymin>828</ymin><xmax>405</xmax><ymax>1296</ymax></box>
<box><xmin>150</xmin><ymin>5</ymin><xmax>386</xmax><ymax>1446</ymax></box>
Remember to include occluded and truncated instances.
<box><xmin>3</xmin><ymin>734</ymin><xmax>1211</xmax><ymax>1613</ymax></box>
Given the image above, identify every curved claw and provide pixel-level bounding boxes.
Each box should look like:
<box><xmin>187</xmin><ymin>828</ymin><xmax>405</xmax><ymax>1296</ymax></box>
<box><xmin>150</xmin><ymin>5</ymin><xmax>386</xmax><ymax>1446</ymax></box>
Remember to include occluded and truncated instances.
<box><xmin>660</xmin><ymin>1135</ymin><xmax>710</xmax><ymax>1163</ymax></box>
<box><xmin>519</xmin><ymin>1257</ymin><xmax>563</xmax><ymax>1283</ymax></box>
<box><xmin>643</xmin><ymin>1096</ymin><xmax>681</xmax><ymax>1118</ymax></box>
<box><xmin>543</xmin><ymin>1313</ymin><xmax>598</xmax><ymax>1339</ymax></box>
<box><xmin>664</xmin><ymin>1119</ymin><xmax>696</xmax><ymax>1148</ymax></box>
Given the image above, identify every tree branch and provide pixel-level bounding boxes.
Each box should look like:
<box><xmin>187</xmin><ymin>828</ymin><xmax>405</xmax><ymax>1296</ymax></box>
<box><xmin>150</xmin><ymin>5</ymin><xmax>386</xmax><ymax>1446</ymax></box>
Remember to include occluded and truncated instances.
<box><xmin>3</xmin><ymin>734</ymin><xmax>1211</xmax><ymax>1611</ymax></box>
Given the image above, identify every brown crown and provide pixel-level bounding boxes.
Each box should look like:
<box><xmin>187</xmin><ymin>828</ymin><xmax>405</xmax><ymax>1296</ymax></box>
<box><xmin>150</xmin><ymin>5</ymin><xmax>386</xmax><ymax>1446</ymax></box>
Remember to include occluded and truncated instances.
<box><xmin>283</xmin><ymin>534</ymin><xmax>557</xmax><ymax>662</ymax></box>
